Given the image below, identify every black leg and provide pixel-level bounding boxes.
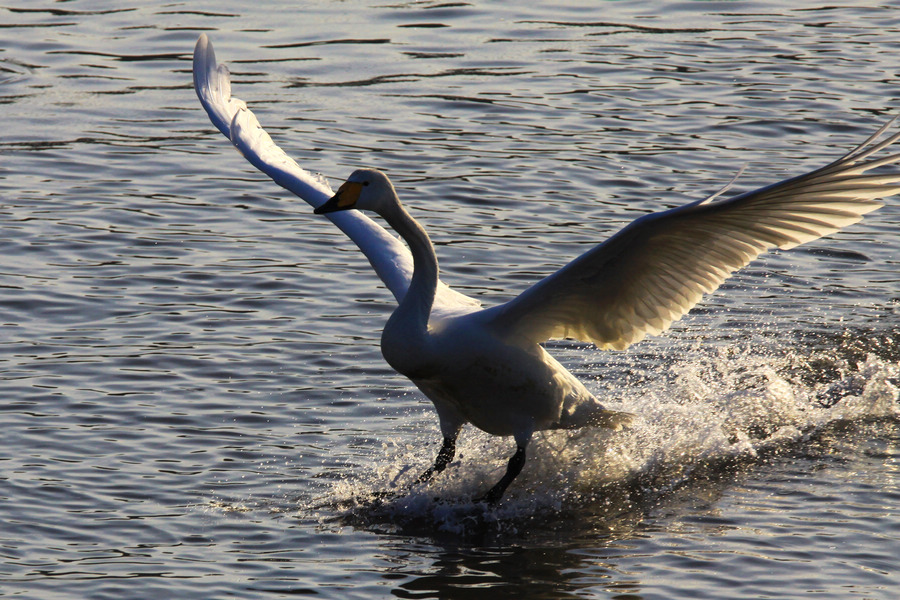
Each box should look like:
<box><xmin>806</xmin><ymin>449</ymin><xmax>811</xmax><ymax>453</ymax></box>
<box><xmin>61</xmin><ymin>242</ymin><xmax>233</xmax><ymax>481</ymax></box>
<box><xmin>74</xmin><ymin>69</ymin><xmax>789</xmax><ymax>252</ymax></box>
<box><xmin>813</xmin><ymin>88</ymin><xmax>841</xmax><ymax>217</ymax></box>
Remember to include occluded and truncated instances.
<box><xmin>415</xmin><ymin>435</ymin><xmax>457</xmax><ymax>485</ymax></box>
<box><xmin>476</xmin><ymin>445</ymin><xmax>526</xmax><ymax>504</ymax></box>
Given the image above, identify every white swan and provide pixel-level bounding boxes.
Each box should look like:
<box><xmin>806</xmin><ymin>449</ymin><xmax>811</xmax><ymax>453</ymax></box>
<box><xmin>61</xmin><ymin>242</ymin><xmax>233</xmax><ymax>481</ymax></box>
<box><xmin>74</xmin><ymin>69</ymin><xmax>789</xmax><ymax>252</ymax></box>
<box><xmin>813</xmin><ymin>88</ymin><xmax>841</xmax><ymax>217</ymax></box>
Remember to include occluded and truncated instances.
<box><xmin>193</xmin><ymin>34</ymin><xmax>900</xmax><ymax>502</ymax></box>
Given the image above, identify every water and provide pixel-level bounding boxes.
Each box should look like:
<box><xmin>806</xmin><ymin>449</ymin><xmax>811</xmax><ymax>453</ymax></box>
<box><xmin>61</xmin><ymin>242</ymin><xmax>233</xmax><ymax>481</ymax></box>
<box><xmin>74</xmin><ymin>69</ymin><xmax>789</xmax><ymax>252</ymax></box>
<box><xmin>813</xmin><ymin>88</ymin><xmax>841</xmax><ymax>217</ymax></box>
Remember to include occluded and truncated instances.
<box><xmin>1</xmin><ymin>1</ymin><xmax>899</xmax><ymax>598</ymax></box>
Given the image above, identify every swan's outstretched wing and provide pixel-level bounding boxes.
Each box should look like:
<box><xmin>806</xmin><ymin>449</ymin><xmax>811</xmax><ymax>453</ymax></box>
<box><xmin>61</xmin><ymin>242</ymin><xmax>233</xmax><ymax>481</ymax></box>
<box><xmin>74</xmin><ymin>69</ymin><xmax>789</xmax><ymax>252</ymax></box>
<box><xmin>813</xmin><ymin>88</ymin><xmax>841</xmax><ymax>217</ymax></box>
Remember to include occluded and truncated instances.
<box><xmin>192</xmin><ymin>34</ymin><xmax>479</xmax><ymax>313</ymax></box>
<box><xmin>490</xmin><ymin>120</ymin><xmax>900</xmax><ymax>350</ymax></box>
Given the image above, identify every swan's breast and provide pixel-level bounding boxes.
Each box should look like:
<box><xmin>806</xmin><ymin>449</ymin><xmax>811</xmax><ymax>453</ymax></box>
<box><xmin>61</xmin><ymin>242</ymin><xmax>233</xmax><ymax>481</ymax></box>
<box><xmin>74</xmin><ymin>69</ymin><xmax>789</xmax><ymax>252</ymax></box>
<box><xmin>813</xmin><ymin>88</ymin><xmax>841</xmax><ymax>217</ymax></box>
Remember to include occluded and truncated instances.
<box><xmin>379</xmin><ymin>312</ymin><xmax>437</xmax><ymax>379</ymax></box>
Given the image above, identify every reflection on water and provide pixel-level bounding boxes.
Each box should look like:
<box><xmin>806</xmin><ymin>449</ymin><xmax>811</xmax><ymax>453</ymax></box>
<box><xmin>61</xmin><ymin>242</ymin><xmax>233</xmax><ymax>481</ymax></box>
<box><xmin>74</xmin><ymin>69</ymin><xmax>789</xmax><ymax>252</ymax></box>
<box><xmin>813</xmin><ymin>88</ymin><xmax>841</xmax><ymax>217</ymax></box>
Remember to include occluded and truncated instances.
<box><xmin>1</xmin><ymin>1</ymin><xmax>899</xmax><ymax>598</ymax></box>
<box><xmin>393</xmin><ymin>544</ymin><xmax>610</xmax><ymax>599</ymax></box>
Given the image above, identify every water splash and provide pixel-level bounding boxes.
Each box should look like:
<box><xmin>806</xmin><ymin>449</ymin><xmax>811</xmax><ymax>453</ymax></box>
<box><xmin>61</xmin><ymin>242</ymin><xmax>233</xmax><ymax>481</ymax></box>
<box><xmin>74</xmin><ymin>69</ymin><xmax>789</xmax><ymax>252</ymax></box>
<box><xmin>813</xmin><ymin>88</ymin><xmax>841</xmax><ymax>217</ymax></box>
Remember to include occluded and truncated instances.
<box><xmin>313</xmin><ymin>339</ymin><xmax>898</xmax><ymax>538</ymax></box>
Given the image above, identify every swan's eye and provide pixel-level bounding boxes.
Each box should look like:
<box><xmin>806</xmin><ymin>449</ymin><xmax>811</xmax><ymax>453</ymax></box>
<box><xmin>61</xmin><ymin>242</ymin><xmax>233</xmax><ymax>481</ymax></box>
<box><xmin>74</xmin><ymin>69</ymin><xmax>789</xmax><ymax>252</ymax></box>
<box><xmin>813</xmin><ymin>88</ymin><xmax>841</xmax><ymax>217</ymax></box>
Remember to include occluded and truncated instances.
<box><xmin>362</xmin><ymin>181</ymin><xmax>370</xmax><ymax>187</ymax></box>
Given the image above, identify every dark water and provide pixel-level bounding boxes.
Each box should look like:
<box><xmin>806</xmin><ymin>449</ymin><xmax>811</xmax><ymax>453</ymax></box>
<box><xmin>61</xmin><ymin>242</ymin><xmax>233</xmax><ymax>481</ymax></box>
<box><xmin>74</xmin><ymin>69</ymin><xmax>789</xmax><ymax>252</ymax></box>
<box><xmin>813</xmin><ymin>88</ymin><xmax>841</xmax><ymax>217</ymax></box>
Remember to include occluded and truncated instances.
<box><xmin>1</xmin><ymin>1</ymin><xmax>898</xmax><ymax>598</ymax></box>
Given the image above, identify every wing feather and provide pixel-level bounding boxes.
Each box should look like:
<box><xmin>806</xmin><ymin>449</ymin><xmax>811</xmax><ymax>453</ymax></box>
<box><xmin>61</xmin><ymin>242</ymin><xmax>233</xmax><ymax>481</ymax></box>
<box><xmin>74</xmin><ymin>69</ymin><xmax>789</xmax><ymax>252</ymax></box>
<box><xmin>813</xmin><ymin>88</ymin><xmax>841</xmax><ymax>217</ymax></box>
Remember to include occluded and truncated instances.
<box><xmin>192</xmin><ymin>34</ymin><xmax>479</xmax><ymax>313</ymax></box>
<box><xmin>489</xmin><ymin>120</ymin><xmax>899</xmax><ymax>349</ymax></box>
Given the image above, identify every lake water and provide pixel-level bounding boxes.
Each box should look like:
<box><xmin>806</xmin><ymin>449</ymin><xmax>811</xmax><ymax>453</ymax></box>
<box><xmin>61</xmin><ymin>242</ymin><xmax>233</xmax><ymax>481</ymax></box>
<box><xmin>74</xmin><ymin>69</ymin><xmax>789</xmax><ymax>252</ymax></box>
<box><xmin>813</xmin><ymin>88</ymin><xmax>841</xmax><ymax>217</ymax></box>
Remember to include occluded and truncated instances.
<box><xmin>1</xmin><ymin>1</ymin><xmax>899</xmax><ymax>598</ymax></box>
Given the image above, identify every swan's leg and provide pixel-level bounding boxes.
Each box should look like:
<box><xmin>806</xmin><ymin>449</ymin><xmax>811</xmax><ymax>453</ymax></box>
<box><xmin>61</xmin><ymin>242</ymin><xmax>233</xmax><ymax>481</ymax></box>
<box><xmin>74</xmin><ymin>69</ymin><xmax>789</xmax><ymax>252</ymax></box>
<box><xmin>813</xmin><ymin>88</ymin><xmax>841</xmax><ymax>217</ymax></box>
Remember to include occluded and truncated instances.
<box><xmin>476</xmin><ymin>445</ymin><xmax>527</xmax><ymax>504</ymax></box>
<box><xmin>414</xmin><ymin>403</ymin><xmax>465</xmax><ymax>486</ymax></box>
<box><xmin>415</xmin><ymin>434</ymin><xmax>457</xmax><ymax>485</ymax></box>
<box><xmin>476</xmin><ymin>429</ymin><xmax>532</xmax><ymax>504</ymax></box>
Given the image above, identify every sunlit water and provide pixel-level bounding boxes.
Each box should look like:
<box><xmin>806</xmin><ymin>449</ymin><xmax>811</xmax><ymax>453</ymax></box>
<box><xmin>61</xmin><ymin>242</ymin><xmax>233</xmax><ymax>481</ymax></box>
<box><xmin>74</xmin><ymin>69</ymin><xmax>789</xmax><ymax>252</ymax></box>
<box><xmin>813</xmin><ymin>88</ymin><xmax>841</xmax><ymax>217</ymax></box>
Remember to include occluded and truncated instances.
<box><xmin>1</xmin><ymin>2</ymin><xmax>899</xmax><ymax>598</ymax></box>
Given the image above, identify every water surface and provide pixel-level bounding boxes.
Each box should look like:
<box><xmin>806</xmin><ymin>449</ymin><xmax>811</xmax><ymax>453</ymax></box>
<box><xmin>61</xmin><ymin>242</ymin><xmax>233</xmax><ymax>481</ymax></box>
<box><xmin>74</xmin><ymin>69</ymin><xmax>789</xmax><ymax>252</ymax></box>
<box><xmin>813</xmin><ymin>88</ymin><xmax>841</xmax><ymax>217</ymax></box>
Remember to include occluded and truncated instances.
<box><xmin>1</xmin><ymin>2</ymin><xmax>898</xmax><ymax>598</ymax></box>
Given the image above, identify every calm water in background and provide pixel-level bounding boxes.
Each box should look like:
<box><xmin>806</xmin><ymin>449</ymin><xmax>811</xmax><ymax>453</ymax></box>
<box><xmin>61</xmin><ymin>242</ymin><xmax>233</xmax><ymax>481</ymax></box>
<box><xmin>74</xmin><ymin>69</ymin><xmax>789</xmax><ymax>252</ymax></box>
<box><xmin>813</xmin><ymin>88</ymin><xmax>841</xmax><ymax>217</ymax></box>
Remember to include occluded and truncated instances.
<box><xmin>1</xmin><ymin>1</ymin><xmax>899</xmax><ymax>598</ymax></box>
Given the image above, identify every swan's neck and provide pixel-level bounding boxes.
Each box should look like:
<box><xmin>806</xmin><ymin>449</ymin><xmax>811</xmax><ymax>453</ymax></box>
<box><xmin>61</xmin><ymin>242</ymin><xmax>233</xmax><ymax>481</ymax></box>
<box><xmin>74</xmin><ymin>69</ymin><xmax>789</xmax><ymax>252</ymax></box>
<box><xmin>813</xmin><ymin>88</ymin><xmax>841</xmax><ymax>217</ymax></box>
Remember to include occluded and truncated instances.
<box><xmin>382</xmin><ymin>201</ymin><xmax>438</xmax><ymax>333</ymax></box>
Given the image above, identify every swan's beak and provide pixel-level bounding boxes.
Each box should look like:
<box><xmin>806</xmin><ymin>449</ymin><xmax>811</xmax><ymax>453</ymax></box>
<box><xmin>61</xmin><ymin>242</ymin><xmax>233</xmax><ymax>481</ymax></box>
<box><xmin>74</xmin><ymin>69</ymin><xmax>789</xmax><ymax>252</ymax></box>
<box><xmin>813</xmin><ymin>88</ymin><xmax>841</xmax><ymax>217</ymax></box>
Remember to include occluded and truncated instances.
<box><xmin>314</xmin><ymin>181</ymin><xmax>363</xmax><ymax>214</ymax></box>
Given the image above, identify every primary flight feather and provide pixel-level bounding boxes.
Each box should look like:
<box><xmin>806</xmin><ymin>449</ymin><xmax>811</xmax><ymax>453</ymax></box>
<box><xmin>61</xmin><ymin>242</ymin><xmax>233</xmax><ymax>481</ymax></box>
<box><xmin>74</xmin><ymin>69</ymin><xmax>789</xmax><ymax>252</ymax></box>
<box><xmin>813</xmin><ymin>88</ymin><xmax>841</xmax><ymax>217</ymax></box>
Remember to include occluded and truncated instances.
<box><xmin>193</xmin><ymin>34</ymin><xmax>898</xmax><ymax>503</ymax></box>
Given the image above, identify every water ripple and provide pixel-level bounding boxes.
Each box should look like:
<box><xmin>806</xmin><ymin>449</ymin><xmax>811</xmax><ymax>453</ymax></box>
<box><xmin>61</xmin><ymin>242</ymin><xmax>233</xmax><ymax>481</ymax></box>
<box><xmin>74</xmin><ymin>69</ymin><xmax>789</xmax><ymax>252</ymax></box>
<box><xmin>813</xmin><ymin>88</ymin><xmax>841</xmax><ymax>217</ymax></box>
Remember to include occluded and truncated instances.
<box><xmin>1</xmin><ymin>1</ymin><xmax>899</xmax><ymax>598</ymax></box>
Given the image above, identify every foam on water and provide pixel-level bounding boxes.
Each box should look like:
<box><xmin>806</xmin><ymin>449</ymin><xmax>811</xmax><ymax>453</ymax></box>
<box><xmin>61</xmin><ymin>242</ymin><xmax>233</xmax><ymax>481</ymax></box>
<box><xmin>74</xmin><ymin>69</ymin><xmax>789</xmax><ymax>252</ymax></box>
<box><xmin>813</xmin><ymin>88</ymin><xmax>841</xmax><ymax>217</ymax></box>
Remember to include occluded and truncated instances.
<box><xmin>314</xmin><ymin>340</ymin><xmax>899</xmax><ymax>538</ymax></box>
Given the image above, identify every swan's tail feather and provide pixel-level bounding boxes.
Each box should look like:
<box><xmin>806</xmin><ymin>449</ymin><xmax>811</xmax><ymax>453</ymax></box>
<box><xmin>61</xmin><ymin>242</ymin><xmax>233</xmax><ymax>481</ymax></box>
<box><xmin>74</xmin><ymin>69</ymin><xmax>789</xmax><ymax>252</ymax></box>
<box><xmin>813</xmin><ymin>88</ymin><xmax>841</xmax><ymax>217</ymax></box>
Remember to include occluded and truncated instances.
<box><xmin>589</xmin><ymin>409</ymin><xmax>637</xmax><ymax>431</ymax></box>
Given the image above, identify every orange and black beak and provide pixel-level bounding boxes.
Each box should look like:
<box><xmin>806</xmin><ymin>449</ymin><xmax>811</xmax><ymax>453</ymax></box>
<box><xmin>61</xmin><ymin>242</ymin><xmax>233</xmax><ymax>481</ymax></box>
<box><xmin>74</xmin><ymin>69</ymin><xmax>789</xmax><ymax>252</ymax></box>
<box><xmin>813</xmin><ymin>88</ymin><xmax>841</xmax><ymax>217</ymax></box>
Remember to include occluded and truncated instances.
<box><xmin>314</xmin><ymin>181</ymin><xmax>364</xmax><ymax>214</ymax></box>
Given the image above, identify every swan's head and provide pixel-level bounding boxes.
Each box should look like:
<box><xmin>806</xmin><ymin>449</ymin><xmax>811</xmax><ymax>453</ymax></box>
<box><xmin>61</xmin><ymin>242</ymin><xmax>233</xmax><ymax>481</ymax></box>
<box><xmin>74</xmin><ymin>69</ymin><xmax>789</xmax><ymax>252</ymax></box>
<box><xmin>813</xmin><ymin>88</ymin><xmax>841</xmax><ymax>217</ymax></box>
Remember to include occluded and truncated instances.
<box><xmin>315</xmin><ymin>168</ymin><xmax>398</xmax><ymax>216</ymax></box>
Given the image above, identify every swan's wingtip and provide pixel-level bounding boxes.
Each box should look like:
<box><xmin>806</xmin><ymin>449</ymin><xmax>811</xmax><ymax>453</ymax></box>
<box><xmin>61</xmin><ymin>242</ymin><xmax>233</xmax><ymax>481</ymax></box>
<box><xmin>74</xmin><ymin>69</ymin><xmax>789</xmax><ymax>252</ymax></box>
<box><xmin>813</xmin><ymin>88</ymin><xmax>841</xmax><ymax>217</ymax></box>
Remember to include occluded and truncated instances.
<box><xmin>195</xmin><ymin>33</ymin><xmax>211</xmax><ymax>53</ymax></box>
<box><xmin>192</xmin><ymin>34</ymin><xmax>214</xmax><ymax>82</ymax></box>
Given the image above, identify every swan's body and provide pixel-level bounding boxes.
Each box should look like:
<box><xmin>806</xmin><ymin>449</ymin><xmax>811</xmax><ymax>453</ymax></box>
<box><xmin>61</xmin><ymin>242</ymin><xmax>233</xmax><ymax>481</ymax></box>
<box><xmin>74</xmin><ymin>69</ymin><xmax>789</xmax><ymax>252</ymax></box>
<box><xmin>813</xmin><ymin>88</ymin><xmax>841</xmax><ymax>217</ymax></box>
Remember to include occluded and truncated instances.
<box><xmin>193</xmin><ymin>34</ymin><xmax>900</xmax><ymax>502</ymax></box>
<box><xmin>317</xmin><ymin>171</ymin><xmax>628</xmax><ymax>440</ymax></box>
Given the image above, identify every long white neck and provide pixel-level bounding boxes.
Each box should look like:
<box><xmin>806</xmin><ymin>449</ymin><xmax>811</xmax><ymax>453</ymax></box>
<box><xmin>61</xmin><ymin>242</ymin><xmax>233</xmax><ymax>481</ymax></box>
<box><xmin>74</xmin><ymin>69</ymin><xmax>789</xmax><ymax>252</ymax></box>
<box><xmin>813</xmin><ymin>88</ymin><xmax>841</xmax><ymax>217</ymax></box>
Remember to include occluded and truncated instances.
<box><xmin>381</xmin><ymin>199</ymin><xmax>438</xmax><ymax>333</ymax></box>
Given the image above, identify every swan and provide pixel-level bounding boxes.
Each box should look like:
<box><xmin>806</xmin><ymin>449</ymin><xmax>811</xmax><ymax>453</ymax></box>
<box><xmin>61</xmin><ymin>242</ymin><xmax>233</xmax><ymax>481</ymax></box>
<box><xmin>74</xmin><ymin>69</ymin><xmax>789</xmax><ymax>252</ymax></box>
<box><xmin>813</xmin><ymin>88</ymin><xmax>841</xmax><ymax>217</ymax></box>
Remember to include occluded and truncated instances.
<box><xmin>193</xmin><ymin>34</ymin><xmax>900</xmax><ymax>503</ymax></box>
